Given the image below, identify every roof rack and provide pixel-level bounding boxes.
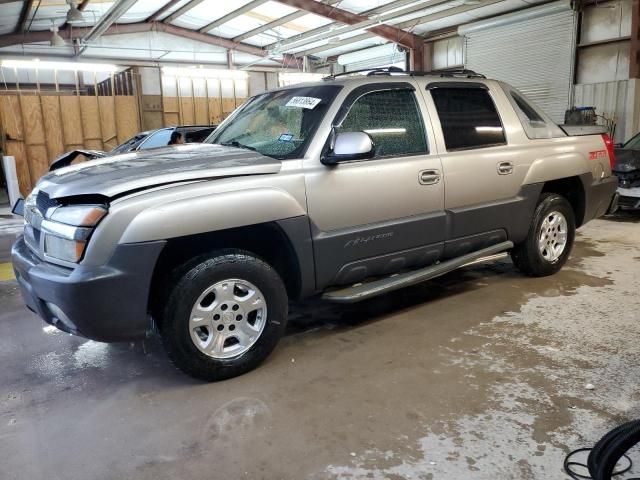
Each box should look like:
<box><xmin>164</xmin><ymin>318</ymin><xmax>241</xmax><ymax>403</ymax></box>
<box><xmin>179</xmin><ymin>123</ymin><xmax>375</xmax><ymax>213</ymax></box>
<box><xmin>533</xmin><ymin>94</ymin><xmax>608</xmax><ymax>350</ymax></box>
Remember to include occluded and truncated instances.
<box><xmin>322</xmin><ymin>66</ymin><xmax>485</xmax><ymax>80</ymax></box>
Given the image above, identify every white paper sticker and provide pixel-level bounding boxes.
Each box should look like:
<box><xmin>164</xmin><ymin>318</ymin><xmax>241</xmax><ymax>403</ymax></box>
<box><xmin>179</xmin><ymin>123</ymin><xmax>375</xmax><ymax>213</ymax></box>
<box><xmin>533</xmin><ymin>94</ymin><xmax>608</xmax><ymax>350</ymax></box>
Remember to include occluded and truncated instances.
<box><xmin>285</xmin><ymin>96</ymin><xmax>322</xmax><ymax>109</ymax></box>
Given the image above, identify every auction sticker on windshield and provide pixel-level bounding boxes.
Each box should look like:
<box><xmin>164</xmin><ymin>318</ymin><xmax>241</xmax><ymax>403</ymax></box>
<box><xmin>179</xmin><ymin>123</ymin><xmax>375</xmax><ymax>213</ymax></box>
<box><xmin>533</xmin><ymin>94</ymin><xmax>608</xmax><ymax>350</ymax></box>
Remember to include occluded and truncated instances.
<box><xmin>286</xmin><ymin>97</ymin><xmax>321</xmax><ymax>109</ymax></box>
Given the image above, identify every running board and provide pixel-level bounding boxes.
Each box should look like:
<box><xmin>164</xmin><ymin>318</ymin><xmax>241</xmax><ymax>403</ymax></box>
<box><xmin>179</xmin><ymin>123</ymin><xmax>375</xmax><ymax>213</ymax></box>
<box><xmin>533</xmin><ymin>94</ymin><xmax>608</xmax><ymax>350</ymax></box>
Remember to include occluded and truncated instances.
<box><xmin>322</xmin><ymin>241</ymin><xmax>514</xmax><ymax>304</ymax></box>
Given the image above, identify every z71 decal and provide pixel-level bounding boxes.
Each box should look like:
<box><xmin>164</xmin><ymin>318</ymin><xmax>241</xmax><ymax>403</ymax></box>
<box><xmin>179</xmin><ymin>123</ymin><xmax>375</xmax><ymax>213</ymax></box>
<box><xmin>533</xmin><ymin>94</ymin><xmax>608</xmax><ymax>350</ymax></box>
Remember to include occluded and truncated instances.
<box><xmin>589</xmin><ymin>150</ymin><xmax>608</xmax><ymax>161</ymax></box>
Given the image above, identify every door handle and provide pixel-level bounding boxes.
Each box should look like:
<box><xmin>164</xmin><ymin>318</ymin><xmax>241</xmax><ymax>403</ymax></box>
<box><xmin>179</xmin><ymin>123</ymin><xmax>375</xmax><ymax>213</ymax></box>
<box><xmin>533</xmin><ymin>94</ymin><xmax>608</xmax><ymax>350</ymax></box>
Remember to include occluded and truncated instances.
<box><xmin>497</xmin><ymin>161</ymin><xmax>514</xmax><ymax>175</ymax></box>
<box><xmin>419</xmin><ymin>169</ymin><xmax>441</xmax><ymax>185</ymax></box>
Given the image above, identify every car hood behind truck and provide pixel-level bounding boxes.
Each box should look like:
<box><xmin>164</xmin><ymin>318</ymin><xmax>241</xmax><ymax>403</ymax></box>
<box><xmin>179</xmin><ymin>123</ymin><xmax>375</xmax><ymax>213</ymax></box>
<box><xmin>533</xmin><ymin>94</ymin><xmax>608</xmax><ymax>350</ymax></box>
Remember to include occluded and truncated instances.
<box><xmin>38</xmin><ymin>143</ymin><xmax>282</xmax><ymax>199</ymax></box>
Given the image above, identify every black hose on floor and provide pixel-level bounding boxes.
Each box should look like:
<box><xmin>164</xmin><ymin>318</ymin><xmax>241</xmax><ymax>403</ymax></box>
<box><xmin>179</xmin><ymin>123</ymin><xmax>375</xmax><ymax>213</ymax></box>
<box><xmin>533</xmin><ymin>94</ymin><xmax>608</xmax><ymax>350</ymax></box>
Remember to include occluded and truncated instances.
<box><xmin>564</xmin><ymin>419</ymin><xmax>640</xmax><ymax>479</ymax></box>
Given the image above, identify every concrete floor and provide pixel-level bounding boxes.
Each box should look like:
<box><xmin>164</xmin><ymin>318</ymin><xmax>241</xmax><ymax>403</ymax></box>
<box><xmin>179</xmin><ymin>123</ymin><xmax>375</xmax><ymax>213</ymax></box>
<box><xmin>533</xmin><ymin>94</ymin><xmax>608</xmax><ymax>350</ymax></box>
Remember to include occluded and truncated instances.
<box><xmin>0</xmin><ymin>214</ymin><xmax>639</xmax><ymax>480</ymax></box>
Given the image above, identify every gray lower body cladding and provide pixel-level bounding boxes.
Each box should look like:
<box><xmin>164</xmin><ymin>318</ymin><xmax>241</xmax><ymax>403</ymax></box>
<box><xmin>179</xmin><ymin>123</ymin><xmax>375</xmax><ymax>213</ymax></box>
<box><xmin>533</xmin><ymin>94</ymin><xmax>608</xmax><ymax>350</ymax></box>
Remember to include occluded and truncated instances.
<box><xmin>11</xmin><ymin>237</ymin><xmax>165</xmax><ymax>342</ymax></box>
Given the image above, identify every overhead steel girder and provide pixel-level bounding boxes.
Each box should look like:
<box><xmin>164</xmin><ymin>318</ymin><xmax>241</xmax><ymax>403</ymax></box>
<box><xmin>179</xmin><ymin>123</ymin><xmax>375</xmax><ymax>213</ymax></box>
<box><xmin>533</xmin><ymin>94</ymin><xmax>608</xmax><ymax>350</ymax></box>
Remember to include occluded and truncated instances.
<box><xmin>0</xmin><ymin>23</ymin><xmax>269</xmax><ymax>59</ymax></box>
<box><xmin>199</xmin><ymin>0</ymin><xmax>269</xmax><ymax>33</ymax></box>
<box><xmin>82</xmin><ymin>0</ymin><xmax>138</xmax><ymax>44</ymax></box>
<box><xmin>276</xmin><ymin>0</ymin><xmax>426</xmax><ymax>49</ymax></box>
<box><xmin>233</xmin><ymin>0</ymin><xmax>343</xmax><ymax>43</ymax></box>
<box><xmin>299</xmin><ymin>0</ymin><xmax>506</xmax><ymax>58</ymax></box>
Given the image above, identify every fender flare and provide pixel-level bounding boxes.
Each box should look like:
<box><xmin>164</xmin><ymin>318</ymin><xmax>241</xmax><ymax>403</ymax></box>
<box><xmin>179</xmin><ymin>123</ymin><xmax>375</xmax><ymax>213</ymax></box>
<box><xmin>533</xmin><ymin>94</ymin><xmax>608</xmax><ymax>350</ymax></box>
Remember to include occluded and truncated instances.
<box><xmin>119</xmin><ymin>187</ymin><xmax>306</xmax><ymax>243</ymax></box>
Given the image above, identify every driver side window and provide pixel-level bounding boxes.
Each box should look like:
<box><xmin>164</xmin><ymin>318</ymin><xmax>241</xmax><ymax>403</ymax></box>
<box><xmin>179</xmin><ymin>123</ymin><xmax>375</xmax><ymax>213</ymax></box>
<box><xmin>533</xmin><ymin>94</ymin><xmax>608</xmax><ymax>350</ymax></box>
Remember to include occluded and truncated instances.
<box><xmin>337</xmin><ymin>89</ymin><xmax>428</xmax><ymax>158</ymax></box>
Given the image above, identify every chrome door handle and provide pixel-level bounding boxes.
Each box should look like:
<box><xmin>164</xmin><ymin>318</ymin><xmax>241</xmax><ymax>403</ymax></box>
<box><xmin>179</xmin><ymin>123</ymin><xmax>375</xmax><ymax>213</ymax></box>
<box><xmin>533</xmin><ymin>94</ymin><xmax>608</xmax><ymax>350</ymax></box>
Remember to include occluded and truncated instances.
<box><xmin>497</xmin><ymin>161</ymin><xmax>514</xmax><ymax>175</ymax></box>
<box><xmin>419</xmin><ymin>169</ymin><xmax>441</xmax><ymax>185</ymax></box>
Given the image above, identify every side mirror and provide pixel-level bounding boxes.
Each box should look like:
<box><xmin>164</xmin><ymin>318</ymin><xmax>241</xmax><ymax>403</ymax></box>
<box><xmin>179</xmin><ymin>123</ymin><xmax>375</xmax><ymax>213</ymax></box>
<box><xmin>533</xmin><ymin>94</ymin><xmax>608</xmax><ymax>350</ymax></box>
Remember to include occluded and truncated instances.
<box><xmin>322</xmin><ymin>132</ymin><xmax>375</xmax><ymax>165</ymax></box>
<box><xmin>12</xmin><ymin>198</ymin><xmax>25</xmax><ymax>217</ymax></box>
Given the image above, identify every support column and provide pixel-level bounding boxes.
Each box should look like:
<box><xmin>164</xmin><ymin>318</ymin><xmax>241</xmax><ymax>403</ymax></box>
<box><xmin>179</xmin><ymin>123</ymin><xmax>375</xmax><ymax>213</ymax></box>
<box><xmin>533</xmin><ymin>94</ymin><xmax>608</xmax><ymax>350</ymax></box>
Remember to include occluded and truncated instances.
<box><xmin>627</xmin><ymin>0</ymin><xmax>640</xmax><ymax>140</ymax></box>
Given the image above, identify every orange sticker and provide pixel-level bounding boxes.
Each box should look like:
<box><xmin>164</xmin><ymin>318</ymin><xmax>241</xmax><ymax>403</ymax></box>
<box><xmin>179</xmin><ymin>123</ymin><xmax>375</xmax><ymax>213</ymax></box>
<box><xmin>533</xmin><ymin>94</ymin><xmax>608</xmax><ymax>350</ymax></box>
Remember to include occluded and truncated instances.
<box><xmin>589</xmin><ymin>150</ymin><xmax>607</xmax><ymax>160</ymax></box>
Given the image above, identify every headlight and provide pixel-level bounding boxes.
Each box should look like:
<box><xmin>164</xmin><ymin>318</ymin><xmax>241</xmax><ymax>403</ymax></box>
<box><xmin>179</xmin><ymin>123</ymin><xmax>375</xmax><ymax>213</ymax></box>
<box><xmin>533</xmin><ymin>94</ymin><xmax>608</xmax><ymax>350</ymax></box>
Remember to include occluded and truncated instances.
<box><xmin>44</xmin><ymin>235</ymin><xmax>87</xmax><ymax>263</ymax></box>
<box><xmin>48</xmin><ymin>205</ymin><xmax>107</xmax><ymax>226</ymax></box>
<box><xmin>42</xmin><ymin>204</ymin><xmax>107</xmax><ymax>263</ymax></box>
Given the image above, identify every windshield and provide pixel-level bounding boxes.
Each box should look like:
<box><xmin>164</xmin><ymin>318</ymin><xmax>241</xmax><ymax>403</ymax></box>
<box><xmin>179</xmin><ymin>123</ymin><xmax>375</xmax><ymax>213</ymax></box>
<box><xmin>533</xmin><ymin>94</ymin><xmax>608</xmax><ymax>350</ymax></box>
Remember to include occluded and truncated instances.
<box><xmin>624</xmin><ymin>133</ymin><xmax>640</xmax><ymax>150</ymax></box>
<box><xmin>207</xmin><ymin>85</ymin><xmax>342</xmax><ymax>159</ymax></box>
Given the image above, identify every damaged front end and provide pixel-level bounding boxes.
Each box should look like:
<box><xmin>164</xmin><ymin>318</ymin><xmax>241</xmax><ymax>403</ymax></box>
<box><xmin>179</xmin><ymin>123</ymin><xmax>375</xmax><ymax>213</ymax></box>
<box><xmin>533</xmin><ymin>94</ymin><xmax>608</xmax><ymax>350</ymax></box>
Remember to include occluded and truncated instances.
<box><xmin>613</xmin><ymin>149</ymin><xmax>640</xmax><ymax>209</ymax></box>
<box><xmin>49</xmin><ymin>149</ymin><xmax>107</xmax><ymax>172</ymax></box>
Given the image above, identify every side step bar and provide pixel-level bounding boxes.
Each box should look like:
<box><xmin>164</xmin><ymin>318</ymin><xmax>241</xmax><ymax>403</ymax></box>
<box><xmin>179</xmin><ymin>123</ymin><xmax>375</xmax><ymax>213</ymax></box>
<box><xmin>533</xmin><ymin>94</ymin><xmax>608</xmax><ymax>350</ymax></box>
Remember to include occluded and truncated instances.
<box><xmin>322</xmin><ymin>241</ymin><xmax>514</xmax><ymax>304</ymax></box>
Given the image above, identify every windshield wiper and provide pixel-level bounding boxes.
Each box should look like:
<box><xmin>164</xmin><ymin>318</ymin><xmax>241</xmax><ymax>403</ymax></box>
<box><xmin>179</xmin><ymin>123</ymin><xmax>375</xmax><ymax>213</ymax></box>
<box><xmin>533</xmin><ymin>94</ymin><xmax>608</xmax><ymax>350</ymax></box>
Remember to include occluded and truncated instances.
<box><xmin>220</xmin><ymin>141</ymin><xmax>258</xmax><ymax>152</ymax></box>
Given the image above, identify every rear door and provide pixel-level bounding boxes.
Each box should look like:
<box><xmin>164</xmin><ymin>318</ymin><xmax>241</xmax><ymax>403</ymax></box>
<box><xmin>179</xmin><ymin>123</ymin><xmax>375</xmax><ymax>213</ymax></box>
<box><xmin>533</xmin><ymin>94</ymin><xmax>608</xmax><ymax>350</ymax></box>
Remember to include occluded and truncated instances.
<box><xmin>422</xmin><ymin>82</ymin><xmax>536</xmax><ymax>257</ymax></box>
<box><xmin>305</xmin><ymin>82</ymin><xmax>446</xmax><ymax>288</ymax></box>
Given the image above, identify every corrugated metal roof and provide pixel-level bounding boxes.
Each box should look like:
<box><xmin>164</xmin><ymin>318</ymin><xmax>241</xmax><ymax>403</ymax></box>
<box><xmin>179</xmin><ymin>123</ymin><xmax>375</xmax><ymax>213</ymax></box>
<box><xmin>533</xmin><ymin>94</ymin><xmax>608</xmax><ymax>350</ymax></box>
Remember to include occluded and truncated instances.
<box><xmin>0</xmin><ymin>0</ymin><xmax>565</xmax><ymax>67</ymax></box>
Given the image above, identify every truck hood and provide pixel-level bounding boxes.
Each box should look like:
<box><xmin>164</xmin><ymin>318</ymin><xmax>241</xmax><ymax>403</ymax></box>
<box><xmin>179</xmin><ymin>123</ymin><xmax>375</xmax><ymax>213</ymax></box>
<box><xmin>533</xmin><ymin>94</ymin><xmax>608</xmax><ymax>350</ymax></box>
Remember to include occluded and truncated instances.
<box><xmin>38</xmin><ymin>143</ymin><xmax>282</xmax><ymax>199</ymax></box>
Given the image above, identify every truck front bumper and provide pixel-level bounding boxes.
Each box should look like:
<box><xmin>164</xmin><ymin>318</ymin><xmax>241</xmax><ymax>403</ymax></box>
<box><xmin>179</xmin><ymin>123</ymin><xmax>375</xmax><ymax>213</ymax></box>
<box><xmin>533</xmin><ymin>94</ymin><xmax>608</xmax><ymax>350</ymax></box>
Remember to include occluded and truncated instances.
<box><xmin>11</xmin><ymin>236</ymin><xmax>165</xmax><ymax>342</ymax></box>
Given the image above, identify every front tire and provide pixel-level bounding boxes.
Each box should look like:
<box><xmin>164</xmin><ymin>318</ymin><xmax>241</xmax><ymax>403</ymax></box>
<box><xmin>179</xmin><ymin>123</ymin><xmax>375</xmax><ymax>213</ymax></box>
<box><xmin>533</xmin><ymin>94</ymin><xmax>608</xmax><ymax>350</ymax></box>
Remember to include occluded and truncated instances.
<box><xmin>511</xmin><ymin>193</ymin><xmax>576</xmax><ymax>277</ymax></box>
<box><xmin>160</xmin><ymin>250</ymin><xmax>288</xmax><ymax>381</ymax></box>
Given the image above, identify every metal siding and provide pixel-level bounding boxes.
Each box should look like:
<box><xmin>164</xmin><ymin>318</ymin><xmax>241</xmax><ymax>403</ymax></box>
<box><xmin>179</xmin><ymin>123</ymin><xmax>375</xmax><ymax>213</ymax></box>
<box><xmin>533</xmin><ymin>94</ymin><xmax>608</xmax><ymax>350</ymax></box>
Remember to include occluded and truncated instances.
<box><xmin>464</xmin><ymin>9</ymin><xmax>577</xmax><ymax>123</ymax></box>
<box><xmin>574</xmin><ymin>80</ymin><xmax>629</xmax><ymax>143</ymax></box>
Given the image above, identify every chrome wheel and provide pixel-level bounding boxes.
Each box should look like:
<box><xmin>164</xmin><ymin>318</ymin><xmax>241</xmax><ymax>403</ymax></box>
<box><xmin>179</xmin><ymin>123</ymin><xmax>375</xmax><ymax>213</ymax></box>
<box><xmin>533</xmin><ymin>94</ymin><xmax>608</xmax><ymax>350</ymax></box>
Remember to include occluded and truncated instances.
<box><xmin>538</xmin><ymin>211</ymin><xmax>568</xmax><ymax>262</ymax></box>
<box><xmin>189</xmin><ymin>279</ymin><xmax>267</xmax><ymax>359</ymax></box>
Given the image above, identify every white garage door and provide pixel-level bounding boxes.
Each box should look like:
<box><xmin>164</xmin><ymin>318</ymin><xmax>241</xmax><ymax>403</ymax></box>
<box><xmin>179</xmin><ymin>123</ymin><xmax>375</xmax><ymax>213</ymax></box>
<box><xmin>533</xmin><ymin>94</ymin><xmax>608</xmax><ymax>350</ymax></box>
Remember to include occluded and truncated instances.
<box><xmin>461</xmin><ymin>1</ymin><xmax>577</xmax><ymax>123</ymax></box>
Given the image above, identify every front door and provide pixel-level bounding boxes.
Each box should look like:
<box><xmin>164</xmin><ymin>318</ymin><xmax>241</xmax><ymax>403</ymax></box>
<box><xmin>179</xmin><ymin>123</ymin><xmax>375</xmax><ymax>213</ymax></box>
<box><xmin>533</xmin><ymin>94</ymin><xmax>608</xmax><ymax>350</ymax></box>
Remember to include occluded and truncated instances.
<box><xmin>305</xmin><ymin>84</ymin><xmax>445</xmax><ymax>289</ymax></box>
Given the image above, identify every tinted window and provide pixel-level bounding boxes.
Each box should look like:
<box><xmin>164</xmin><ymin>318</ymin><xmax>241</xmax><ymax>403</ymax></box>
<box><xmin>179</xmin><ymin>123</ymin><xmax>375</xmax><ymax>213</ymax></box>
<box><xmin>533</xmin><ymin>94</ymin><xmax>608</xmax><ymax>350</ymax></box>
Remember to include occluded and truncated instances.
<box><xmin>430</xmin><ymin>87</ymin><xmax>506</xmax><ymax>151</ymax></box>
<box><xmin>337</xmin><ymin>89</ymin><xmax>427</xmax><ymax>158</ymax></box>
<box><xmin>139</xmin><ymin>129</ymin><xmax>173</xmax><ymax>149</ymax></box>
<box><xmin>511</xmin><ymin>92</ymin><xmax>544</xmax><ymax>123</ymax></box>
<box><xmin>111</xmin><ymin>134</ymin><xmax>145</xmax><ymax>154</ymax></box>
<box><xmin>184</xmin><ymin>127</ymin><xmax>215</xmax><ymax>143</ymax></box>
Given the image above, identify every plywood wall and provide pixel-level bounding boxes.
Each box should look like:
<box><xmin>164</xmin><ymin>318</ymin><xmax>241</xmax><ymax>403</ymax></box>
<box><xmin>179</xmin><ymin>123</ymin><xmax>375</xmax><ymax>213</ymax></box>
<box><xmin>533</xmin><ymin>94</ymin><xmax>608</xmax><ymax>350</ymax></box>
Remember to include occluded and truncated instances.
<box><xmin>0</xmin><ymin>93</ymin><xmax>140</xmax><ymax>195</ymax></box>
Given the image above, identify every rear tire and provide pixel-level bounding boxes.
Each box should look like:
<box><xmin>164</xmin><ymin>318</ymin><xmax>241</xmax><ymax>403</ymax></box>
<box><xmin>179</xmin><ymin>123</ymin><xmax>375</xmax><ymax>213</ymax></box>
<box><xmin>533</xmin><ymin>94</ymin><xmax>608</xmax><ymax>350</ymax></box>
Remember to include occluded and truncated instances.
<box><xmin>160</xmin><ymin>249</ymin><xmax>288</xmax><ymax>381</ymax></box>
<box><xmin>511</xmin><ymin>193</ymin><xmax>575</xmax><ymax>277</ymax></box>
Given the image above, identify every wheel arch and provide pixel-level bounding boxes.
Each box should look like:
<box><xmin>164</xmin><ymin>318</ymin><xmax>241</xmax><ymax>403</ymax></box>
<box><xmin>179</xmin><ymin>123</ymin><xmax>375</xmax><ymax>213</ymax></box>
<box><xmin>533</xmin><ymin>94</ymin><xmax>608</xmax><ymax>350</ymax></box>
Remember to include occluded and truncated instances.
<box><xmin>541</xmin><ymin>176</ymin><xmax>586</xmax><ymax>227</ymax></box>
<box><xmin>148</xmin><ymin>219</ymin><xmax>313</xmax><ymax>319</ymax></box>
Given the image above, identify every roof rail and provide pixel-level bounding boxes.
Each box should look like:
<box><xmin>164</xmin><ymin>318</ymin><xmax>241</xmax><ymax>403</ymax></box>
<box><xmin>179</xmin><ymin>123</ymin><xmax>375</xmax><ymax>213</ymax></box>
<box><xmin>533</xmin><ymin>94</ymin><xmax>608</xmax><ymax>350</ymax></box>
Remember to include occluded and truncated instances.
<box><xmin>322</xmin><ymin>67</ymin><xmax>485</xmax><ymax>81</ymax></box>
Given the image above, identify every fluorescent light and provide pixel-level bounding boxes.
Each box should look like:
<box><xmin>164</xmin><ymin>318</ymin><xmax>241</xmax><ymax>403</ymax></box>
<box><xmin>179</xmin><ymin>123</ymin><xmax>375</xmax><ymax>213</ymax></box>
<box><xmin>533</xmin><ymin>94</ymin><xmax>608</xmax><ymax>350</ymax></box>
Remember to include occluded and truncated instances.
<box><xmin>162</xmin><ymin>66</ymin><xmax>248</xmax><ymax>80</ymax></box>
<box><xmin>1</xmin><ymin>59</ymin><xmax>118</xmax><ymax>72</ymax></box>
<box><xmin>363</xmin><ymin>128</ymin><xmax>407</xmax><ymax>135</ymax></box>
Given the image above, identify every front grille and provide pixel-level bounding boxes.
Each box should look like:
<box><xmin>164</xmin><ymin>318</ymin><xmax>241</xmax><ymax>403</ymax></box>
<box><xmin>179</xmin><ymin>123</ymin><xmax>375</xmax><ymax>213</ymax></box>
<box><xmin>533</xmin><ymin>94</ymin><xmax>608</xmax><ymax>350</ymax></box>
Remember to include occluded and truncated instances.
<box><xmin>36</xmin><ymin>191</ymin><xmax>58</xmax><ymax>215</ymax></box>
<box><xmin>614</xmin><ymin>170</ymin><xmax>640</xmax><ymax>189</ymax></box>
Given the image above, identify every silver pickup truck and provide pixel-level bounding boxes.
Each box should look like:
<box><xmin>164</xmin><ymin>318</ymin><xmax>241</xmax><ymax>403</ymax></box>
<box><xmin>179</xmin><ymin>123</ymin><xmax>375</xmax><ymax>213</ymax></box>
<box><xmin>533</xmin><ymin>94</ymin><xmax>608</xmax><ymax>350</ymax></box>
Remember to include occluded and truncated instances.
<box><xmin>12</xmin><ymin>69</ymin><xmax>618</xmax><ymax>381</ymax></box>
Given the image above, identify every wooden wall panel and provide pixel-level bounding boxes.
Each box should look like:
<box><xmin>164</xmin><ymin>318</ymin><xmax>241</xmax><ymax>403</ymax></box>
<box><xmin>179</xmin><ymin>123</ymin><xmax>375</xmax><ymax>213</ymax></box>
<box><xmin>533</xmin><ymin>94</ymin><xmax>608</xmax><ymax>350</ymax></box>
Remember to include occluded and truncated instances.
<box><xmin>59</xmin><ymin>96</ymin><xmax>84</xmax><ymax>148</ymax></box>
<box><xmin>208</xmin><ymin>99</ymin><xmax>222</xmax><ymax>124</ymax></box>
<box><xmin>114</xmin><ymin>96</ymin><xmax>140</xmax><ymax>144</ymax></box>
<box><xmin>26</xmin><ymin>145</ymin><xmax>49</xmax><ymax>181</ymax></box>
<box><xmin>79</xmin><ymin>96</ymin><xmax>103</xmax><ymax>150</ymax></box>
<box><xmin>180</xmin><ymin>97</ymin><xmax>195</xmax><ymax>125</ymax></box>
<box><xmin>222</xmin><ymin>98</ymin><xmax>236</xmax><ymax>115</ymax></box>
<box><xmin>98</xmin><ymin>96</ymin><xmax>117</xmax><ymax>150</ymax></box>
<box><xmin>19</xmin><ymin>96</ymin><xmax>46</xmax><ymax>146</ymax></box>
<box><xmin>40</xmin><ymin>96</ymin><xmax>65</xmax><ymax>159</ymax></box>
<box><xmin>164</xmin><ymin>113</ymin><xmax>179</xmax><ymax>126</ymax></box>
<box><xmin>0</xmin><ymin>96</ymin><xmax>24</xmax><ymax>140</ymax></box>
<box><xmin>194</xmin><ymin>98</ymin><xmax>208</xmax><ymax>125</ymax></box>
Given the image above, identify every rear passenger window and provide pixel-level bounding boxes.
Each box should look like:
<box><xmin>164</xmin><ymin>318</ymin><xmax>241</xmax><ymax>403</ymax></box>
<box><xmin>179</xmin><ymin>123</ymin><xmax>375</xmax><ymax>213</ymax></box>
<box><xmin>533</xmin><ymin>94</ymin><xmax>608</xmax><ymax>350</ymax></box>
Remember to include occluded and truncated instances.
<box><xmin>430</xmin><ymin>87</ymin><xmax>506</xmax><ymax>151</ymax></box>
<box><xmin>337</xmin><ymin>89</ymin><xmax>427</xmax><ymax>158</ymax></box>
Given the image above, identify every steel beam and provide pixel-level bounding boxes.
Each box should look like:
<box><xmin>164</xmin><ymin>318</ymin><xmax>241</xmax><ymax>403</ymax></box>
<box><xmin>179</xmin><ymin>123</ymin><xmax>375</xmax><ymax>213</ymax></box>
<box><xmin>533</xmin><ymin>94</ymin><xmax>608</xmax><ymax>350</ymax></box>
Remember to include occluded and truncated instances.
<box><xmin>270</xmin><ymin>0</ymin><xmax>428</xmax><ymax>52</ymax></box>
<box><xmin>199</xmin><ymin>0</ymin><xmax>269</xmax><ymax>33</ymax></box>
<box><xmin>300</xmin><ymin>0</ymin><xmax>505</xmax><ymax>58</ymax></box>
<box><xmin>0</xmin><ymin>23</ymin><xmax>270</xmax><ymax>59</ymax></box>
<box><xmin>233</xmin><ymin>0</ymin><xmax>341</xmax><ymax>43</ymax></box>
<box><xmin>631</xmin><ymin>0</ymin><xmax>640</xmax><ymax>79</ymax></box>
<box><xmin>146</xmin><ymin>0</ymin><xmax>183</xmax><ymax>22</ymax></box>
<box><xmin>163</xmin><ymin>0</ymin><xmax>206</xmax><ymax>23</ymax></box>
<box><xmin>16</xmin><ymin>0</ymin><xmax>35</xmax><ymax>34</ymax></box>
<box><xmin>82</xmin><ymin>0</ymin><xmax>138</xmax><ymax>44</ymax></box>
